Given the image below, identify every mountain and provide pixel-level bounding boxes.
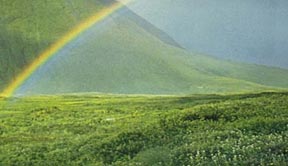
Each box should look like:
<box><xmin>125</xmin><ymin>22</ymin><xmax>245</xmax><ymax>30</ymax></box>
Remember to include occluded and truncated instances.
<box><xmin>126</xmin><ymin>0</ymin><xmax>288</xmax><ymax>69</ymax></box>
<box><xmin>1</xmin><ymin>0</ymin><xmax>288</xmax><ymax>95</ymax></box>
<box><xmin>16</xmin><ymin>3</ymin><xmax>288</xmax><ymax>95</ymax></box>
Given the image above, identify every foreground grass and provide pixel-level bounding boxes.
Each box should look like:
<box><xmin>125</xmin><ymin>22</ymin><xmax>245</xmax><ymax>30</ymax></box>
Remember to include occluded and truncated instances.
<box><xmin>0</xmin><ymin>92</ymin><xmax>287</xmax><ymax>165</ymax></box>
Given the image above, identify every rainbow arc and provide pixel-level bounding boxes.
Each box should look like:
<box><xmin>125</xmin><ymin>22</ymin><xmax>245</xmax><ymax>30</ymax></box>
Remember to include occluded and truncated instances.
<box><xmin>1</xmin><ymin>0</ymin><xmax>133</xmax><ymax>97</ymax></box>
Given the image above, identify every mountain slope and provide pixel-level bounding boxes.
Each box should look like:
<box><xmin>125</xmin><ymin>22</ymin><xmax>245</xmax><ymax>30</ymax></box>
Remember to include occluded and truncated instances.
<box><xmin>16</xmin><ymin>7</ymin><xmax>288</xmax><ymax>95</ymax></box>
<box><xmin>1</xmin><ymin>0</ymin><xmax>288</xmax><ymax>95</ymax></box>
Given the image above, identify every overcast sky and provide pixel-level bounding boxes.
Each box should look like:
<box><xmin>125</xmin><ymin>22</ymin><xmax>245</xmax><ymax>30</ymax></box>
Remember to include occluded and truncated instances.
<box><xmin>126</xmin><ymin>0</ymin><xmax>288</xmax><ymax>68</ymax></box>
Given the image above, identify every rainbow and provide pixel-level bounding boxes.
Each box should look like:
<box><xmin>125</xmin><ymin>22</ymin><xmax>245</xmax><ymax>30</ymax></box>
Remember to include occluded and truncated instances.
<box><xmin>1</xmin><ymin>0</ymin><xmax>133</xmax><ymax>97</ymax></box>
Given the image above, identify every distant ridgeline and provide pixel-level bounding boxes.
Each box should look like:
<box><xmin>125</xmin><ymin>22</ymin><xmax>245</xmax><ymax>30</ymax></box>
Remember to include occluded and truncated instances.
<box><xmin>1</xmin><ymin>0</ymin><xmax>288</xmax><ymax>95</ymax></box>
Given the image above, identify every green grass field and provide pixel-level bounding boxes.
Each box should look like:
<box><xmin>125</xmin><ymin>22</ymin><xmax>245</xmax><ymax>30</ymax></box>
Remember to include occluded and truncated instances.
<box><xmin>1</xmin><ymin>92</ymin><xmax>287</xmax><ymax>165</ymax></box>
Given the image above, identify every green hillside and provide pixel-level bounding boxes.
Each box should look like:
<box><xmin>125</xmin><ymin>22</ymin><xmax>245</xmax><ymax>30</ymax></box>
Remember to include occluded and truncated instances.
<box><xmin>1</xmin><ymin>92</ymin><xmax>287</xmax><ymax>165</ymax></box>
<box><xmin>0</xmin><ymin>0</ymin><xmax>106</xmax><ymax>90</ymax></box>
<box><xmin>1</xmin><ymin>0</ymin><xmax>288</xmax><ymax>95</ymax></box>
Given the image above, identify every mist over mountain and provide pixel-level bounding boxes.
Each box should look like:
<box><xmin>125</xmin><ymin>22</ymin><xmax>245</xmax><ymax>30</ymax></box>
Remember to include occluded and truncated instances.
<box><xmin>126</xmin><ymin>0</ymin><xmax>288</xmax><ymax>69</ymax></box>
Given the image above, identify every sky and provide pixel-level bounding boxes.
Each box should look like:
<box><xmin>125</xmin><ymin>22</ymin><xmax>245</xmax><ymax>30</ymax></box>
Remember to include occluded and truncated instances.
<box><xmin>126</xmin><ymin>0</ymin><xmax>288</xmax><ymax>68</ymax></box>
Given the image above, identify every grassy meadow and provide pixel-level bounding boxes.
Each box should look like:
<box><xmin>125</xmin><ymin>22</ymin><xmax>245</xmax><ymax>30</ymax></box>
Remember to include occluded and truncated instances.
<box><xmin>0</xmin><ymin>92</ymin><xmax>287</xmax><ymax>165</ymax></box>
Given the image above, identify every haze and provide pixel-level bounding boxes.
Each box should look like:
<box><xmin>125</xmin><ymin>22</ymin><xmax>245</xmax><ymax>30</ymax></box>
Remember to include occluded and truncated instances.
<box><xmin>126</xmin><ymin>0</ymin><xmax>288</xmax><ymax>69</ymax></box>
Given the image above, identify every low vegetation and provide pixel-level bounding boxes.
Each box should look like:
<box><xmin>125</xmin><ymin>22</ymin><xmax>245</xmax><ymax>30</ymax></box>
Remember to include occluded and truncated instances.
<box><xmin>0</xmin><ymin>92</ymin><xmax>287</xmax><ymax>165</ymax></box>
